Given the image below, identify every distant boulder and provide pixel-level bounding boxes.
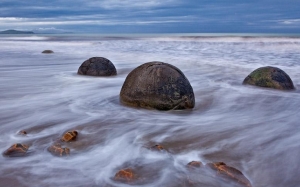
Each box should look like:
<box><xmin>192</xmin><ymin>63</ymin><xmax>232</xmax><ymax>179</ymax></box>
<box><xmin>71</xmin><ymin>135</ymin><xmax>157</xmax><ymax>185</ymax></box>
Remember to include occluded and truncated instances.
<box><xmin>120</xmin><ymin>61</ymin><xmax>195</xmax><ymax>110</ymax></box>
<box><xmin>243</xmin><ymin>66</ymin><xmax>295</xmax><ymax>90</ymax></box>
<box><xmin>42</xmin><ymin>50</ymin><xmax>54</xmax><ymax>54</ymax></box>
<box><xmin>77</xmin><ymin>57</ymin><xmax>117</xmax><ymax>76</ymax></box>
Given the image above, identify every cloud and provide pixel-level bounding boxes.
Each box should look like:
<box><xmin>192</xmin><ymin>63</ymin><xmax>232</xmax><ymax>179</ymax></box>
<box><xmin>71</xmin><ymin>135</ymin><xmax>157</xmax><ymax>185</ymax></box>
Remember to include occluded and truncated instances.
<box><xmin>279</xmin><ymin>19</ymin><xmax>300</xmax><ymax>25</ymax></box>
<box><xmin>87</xmin><ymin>0</ymin><xmax>180</xmax><ymax>9</ymax></box>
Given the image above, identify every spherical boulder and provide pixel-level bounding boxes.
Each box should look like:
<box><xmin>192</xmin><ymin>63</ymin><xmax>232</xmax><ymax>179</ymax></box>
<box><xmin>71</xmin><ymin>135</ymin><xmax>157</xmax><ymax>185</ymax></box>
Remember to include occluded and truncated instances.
<box><xmin>120</xmin><ymin>62</ymin><xmax>195</xmax><ymax>110</ymax></box>
<box><xmin>243</xmin><ymin>66</ymin><xmax>295</xmax><ymax>90</ymax></box>
<box><xmin>42</xmin><ymin>50</ymin><xmax>54</xmax><ymax>54</ymax></box>
<box><xmin>77</xmin><ymin>57</ymin><xmax>117</xmax><ymax>76</ymax></box>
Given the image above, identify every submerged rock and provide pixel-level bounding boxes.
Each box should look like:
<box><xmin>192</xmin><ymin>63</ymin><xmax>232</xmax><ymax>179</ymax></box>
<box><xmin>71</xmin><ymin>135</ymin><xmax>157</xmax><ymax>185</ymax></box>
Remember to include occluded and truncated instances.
<box><xmin>150</xmin><ymin>144</ymin><xmax>165</xmax><ymax>152</ymax></box>
<box><xmin>48</xmin><ymin>143</ymin><xmax>70</xmax><ymax>157</ymax></box>
<box><xmin>114</xmin><ymin>168</ymin><xmax>136</xmax><ymax>183</ymax></box>
<box><xmin>207</xmin><ymin>162</ymin><xmax>252</xmax><ymax>187</ymax></box>
<box><xmin>3</xmin><ymin>143</ymin><xmax>29</xmax><ymax>157</ymax></box>
<box><xmin>61</xmin><ymin>131</ymin><xmax>78</xmax><ymax>142</ymax></box>
<box><xmin>77</xmin><ymin>57</ymin><xmax>117</xmax><ymax>76</ymax></box>
<box><xmin>243</xmin><ymin>66</ymin><xmax>295</xmax><ymax>90</ymax></box>
<box><xmin>187</xmin><ymin>161</ymin><xmax>202</xmax><ymax>168</ymax></box>
<box><xmin>17</xmin><ymin>130</ymin><xmax>27</xmax><ymax>136</ymax></box>
<box><xmin>42</xmin><ymin>50</ymin><xmax>54</xmax><ymax>54</ymax></box>
<box><xmin>120</xmin><ymin>61</ymin><xmax>195</xmax><ymax>110</ymax></box>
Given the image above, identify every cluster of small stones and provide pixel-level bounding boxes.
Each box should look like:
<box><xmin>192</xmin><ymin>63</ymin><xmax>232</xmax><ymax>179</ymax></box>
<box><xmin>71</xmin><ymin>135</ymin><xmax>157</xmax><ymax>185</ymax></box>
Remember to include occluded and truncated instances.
<box><xmin>3</xmin><ymin>130</ymin><xmax>78</xmax><ymax>158</ymax></box>
<box><xmin>113</xmin><ymin>144</ymin><xmax>252</xmax><ymax>187</ymax></box>
<box><xmin>48</xmin><ymin>130</ymin><xmax>78</xmax><ymax>157</ymax></box>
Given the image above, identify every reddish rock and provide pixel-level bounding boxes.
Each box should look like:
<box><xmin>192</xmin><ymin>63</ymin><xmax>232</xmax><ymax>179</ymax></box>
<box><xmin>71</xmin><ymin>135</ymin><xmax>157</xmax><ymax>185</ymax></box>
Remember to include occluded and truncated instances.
<box><xmin>114</xmin><ymin>168</ymin><xmax>135</xmax><ymax>183</ymax></box>
<box><xmin>48</xmin><ymin>143</ymin><xmax>70</xmax><ymax>157</ymax></box>
<box><xmin>61</xmin><ymin>131</ymin><xmax>78</xmax><ymax>142</ymax></box>
<box><xmin>187</xmin><ymin>161</ymin><xmax>202</xmax><ymax>168</ymax></box>
<box><xmin>207</xmin><ymin>162</ymin><xmax>252</xmax><ymax>187</ymax></box>
<box><xmin>3</xmin><ymin>143</ymin><xmax>29</xmax><ymax>157</ymax></box>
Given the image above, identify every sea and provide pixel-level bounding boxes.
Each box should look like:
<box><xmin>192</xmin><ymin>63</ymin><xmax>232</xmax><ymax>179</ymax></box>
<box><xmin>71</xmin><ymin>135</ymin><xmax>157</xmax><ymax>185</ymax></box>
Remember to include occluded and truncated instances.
<box><xmin>0</xmin><ymin>33</ymin><xmax>300</xmax><ymax>187</ymax></box>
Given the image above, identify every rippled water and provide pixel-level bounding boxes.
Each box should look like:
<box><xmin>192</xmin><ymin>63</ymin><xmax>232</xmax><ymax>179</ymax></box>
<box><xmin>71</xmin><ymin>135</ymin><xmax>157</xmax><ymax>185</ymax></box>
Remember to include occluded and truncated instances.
<box><xmin>0</xmin><ymin>35</ymin><xmax>300</xmax><ymax>187</ymax></box>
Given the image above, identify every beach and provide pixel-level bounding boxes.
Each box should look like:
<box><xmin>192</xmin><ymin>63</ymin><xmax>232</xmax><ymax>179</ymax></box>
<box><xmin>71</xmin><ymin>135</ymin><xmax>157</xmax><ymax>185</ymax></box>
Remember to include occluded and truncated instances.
<box><xmin>0</xmin><ymin>34</ymin><xmax>300</xmax><ymax>187</ymax></box>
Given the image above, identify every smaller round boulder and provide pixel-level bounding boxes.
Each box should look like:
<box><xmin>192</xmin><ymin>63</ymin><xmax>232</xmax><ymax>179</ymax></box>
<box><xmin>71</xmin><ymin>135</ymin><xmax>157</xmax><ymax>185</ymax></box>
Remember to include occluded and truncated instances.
<box><xmin>243</xmin><ymin>66</ymin><xmax>295</xmax><ymax>90</ymax></box>
<box><xmin>42</xmin><ymin>50</ymin><xmax>54</xmax><ymax>54</ymax></box>
<box><xmin>120</xmin><ymin>61</ymin><xmax>195</xmax><ymax>110</ymax></box>
<box><xmin>77</xmin><ymin>57</ymin><xmax>117</xmax><ymax>76</ymax></box>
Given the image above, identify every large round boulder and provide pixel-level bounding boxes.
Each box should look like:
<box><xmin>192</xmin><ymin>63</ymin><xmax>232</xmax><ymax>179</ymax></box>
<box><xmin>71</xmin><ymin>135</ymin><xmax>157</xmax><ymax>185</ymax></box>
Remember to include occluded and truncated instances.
<box><xmin>77</xmin><ymin>57</ymin><xmax>117</xmax><ymax>76</ymax></box>
<box><xmin>243</xmin><ymin>66</ymin><xmax>295</xmax><ymax>90</ymax></box>
<box><xmin>120</xmin><ymin>62</ymin><xmax>195</xmax><ymax>110</ymax></box>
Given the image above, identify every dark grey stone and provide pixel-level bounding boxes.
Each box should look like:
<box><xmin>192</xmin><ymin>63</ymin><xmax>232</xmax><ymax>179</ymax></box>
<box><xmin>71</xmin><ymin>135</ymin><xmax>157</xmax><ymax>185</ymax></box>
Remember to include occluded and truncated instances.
<box><xmin>120</xmin><ymin>61</ymin><xmax>195</xmax><ymax>110</ymax></box>
<box><xmin>42</xmin><ymin>50</ymin><xmax>54</xmax><ymax>54</ymax></box>
<box><xmin>77</xmin><ymin>57</ymin><xmax>117</xmax><ymax>76</ymax></box>
<box><xmin>243</xmin><ymin>66</ymin><xmax>295</xmax><ymax>90</ymax></box>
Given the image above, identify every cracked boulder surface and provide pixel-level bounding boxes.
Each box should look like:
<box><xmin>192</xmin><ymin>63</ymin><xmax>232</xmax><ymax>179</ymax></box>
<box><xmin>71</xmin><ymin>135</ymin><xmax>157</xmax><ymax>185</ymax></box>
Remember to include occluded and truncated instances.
<box><xmin>243</xmin><ymin>66</ymin><xmax>295</xmax><ymax>90</ymax></box>
<box><xmin>120</xmin><ymin>61</ymin><xmax>195</xmax><ymax>110</ymax></box>
<box><xmin>77</xmin><ymin>57</ymin><xmax>117</xmax><ymax>76</ymax></box>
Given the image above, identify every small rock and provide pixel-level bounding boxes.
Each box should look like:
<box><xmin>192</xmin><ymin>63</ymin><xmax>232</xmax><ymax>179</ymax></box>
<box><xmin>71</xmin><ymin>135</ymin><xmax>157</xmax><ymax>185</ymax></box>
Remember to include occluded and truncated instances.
<box><xmin>243</xmin><ymin>66</ymin><xmax>295</xmax><ymax>90</ymax></box>
<box><xmin>42</xmin><ymin>50</ymin><xmax>54</xmax><ymax>54</ymax></box>
<box><xmin>77</xmin><ymin>57</ymin><xmax>117</xmax><ymax>76</ymax></box>
<box><xmin>187</xmin><ymin>161</ymin><xmax>202</xmax><ymax>168</ymax></box>
<box><xmin>3</xmin><ymin>143</ymin><xmax>29</xmax><ymax>157</ymax></box>
<box><xmin>17</xmin><ymin>130</ymin><xmax>27</xmax><ymax>135</ymax></box>
<box><xmin>120</xmin><ymin>61</ymin><xmax>195</xmax><ymax>110</ymax></box>
<box><xmin>150</xmin><ymin>144</ymin><xmax>164</xmax><ymax>152</ymax></box>
<box><xmin>114</xmin><ymin>168</ymin><xmax>135</xmax><ymax>183</ymax></box>
<box><xmin>207</xmin><ymin>162</ymin><xmax>252</xmax><ymax>187</ymax></box>
<box><xmin>61</xmin><ymin>131</ymin><xmax>78</xmax><ymax>142</ymax></box>
<box><xmin>48</xmin><ymin>143</ymin><xmax>70</xmax><ymax>157</ymax></box>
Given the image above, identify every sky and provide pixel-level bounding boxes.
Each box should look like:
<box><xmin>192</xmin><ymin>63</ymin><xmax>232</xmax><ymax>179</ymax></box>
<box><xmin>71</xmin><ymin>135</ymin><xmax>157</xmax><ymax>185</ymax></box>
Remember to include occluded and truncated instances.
<box><xmin>0</xmin><ymin>0</ymin><xmax>299</xmax><ymax>33</ymax></box>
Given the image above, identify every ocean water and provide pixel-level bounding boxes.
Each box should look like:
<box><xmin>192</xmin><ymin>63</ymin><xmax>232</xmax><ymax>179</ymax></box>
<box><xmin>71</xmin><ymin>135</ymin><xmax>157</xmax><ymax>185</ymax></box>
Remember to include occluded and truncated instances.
<box><xmin>0</xmin><ymin>34</ymin><xmax>300</xmax><ymax>187</ymax></box>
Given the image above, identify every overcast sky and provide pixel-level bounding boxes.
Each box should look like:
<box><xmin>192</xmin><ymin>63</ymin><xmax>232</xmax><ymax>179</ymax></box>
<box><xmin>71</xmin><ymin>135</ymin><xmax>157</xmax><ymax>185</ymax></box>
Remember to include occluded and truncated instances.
<box><xmin>0</xmin><ymin>0</ymin><xmax>299</xmax><ymax>33</ymax></box>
